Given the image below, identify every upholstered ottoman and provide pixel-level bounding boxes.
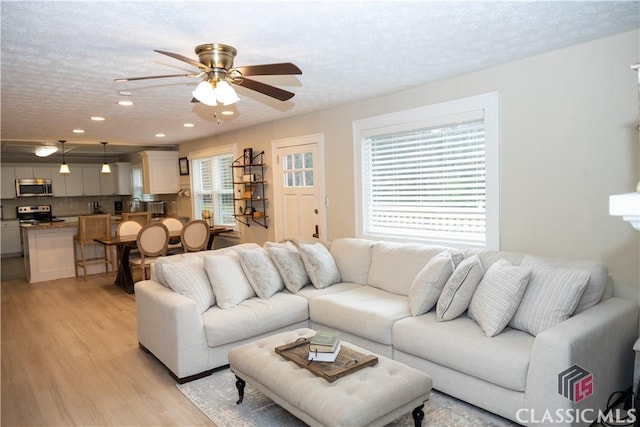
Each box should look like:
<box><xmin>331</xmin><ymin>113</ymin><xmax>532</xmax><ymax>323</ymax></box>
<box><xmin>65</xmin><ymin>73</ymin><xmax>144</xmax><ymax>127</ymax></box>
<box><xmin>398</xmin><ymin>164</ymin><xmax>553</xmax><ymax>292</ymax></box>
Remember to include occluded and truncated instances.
<box><xmin>228</xmin><ymin>328</ymin><xmax>432</xmax><ymax>427</ymax></box>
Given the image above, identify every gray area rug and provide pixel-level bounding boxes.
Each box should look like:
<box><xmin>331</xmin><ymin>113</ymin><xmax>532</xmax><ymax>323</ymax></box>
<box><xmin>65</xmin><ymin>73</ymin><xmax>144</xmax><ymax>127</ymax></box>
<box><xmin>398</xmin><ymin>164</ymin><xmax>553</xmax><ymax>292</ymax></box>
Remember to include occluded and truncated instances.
<box><xmin>177</xmin><ymin>368</ymin><xmax>518</xmax><ymax>426</ymax></box>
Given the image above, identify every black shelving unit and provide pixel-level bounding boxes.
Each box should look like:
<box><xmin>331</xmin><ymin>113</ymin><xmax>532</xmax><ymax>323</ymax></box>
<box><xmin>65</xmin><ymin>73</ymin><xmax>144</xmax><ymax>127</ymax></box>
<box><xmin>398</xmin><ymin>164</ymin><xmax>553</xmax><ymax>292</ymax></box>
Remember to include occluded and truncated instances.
<box><xmin>232</xmin><ymin>150</ymin><xmax>268</xmax><ymax>228</ymax></box>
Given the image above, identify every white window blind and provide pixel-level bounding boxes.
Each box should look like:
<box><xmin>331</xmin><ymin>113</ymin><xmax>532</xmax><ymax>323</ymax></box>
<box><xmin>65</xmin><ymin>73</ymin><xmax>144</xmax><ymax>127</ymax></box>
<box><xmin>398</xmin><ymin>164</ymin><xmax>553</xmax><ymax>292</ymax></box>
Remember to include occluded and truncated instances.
<box><xmin>191</xmin><ymin>153</ymin><xmax>235</xmax><ymax>227</ymax></box>
<box><xmin>355</xmin><ymin>93</ymin><xmax>499</xmax><ymax>249</ymax></box>
<box><xmin>131</xmin><ymin>166</ymin><xmax>155</xmax><ymax>202</ymax></box>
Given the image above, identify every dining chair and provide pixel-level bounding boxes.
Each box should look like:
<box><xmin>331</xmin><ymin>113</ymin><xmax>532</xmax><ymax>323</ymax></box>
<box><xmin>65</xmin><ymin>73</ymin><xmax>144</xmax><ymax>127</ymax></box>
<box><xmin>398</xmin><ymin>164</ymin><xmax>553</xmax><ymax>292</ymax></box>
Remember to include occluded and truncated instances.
<box><xmin>161</xmin><ymin>217</ymin><xmax>184</xmax><ymax>254</ymax></box>
<box><xmin>129</xmin><ymin>223</ymin><xmax>169</xmax><ymax>280</ymax></box>
<box><xmin>180</xmin><ymin>220</ymin><xmax>210</xmax><ymax>252</ymax></box>
<box><xmin>73</xmin><ymin>214</ymin><xmax>113</xmax><ymax>280</ymax></box>
<box><xmin>121</xmin><ymin>211</ymin><xmax>151</xmax><ymax>225</ymax></box>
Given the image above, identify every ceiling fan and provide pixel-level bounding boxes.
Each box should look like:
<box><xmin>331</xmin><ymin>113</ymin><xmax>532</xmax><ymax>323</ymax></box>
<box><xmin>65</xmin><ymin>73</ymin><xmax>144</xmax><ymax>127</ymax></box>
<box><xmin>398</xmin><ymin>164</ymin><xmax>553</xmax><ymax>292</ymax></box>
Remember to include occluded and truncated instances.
<box><xmin>115</xmin><ymin>43</ymin><xmax>302</xmax><ymax>105</ymax></box>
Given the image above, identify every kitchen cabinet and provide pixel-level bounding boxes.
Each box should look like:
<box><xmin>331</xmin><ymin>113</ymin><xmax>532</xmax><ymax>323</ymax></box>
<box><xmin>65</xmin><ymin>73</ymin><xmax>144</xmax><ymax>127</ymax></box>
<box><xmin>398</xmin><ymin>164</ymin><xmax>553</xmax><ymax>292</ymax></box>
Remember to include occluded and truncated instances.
<box><xmin>1</xmin><ymin>167</ymin><xmax>16</xmax><ymax>199</ymax></box>
<box><xmin>140</xmin><ymin>151</ymin><xmax>179</xmax><ymax>194</ymax></box>
<box><xmin>100</xmin><ymin>169</ymin><xmax>115</xmax><ymax>195</ymax></box>
<box><xmin>32</xmin><ymin>167</ymin><xmax>53</xmax><ymax>179</ymax></box>
<box><xmin>64</xmin><ymin>169</ymin><xmax>84</xmax><ymax>196</ymax></box>
<box><xmin>1</xmin><ymin>220</ymin><xmax>21</xmax><ymax>256</ymax></box>
<box><xmin>13</xmin><ymin>166</ymin><xmax>34</xmax><ymax>179</ymax></box>
<box><xmin>51</xmin><ymin>168</ymin><xmax>67</xmax><ymax>197</ymax></box>
<box><xmin>81</xmin><ymin>166</ymin><xmax>101</xmax><ymax>196</ymax></box>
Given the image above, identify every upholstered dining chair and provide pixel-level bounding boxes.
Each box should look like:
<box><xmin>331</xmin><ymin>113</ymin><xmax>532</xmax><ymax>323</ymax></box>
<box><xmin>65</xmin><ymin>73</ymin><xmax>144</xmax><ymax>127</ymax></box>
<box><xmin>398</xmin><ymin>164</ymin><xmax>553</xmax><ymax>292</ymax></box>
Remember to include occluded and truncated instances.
<box><xmin>73</xmin><ymin>214</ymin><xmax>113</xmax><ymax>280</ymax></box>
<box><xmin>161</xmin><ymin>217</ymin><xmax>184</xmax><ymax>254</ymax></box>
<box><xmin>180</xmin><ymin>220</ymin><xmax>210</xmax><ymax>252</ymax></box>
<box><xmin>121</xmin><ymin>211</ymin><xmax>151</xmax><ymax>225</ymax></box>
<box><xmin>129</xmin><ymin>223</ymin><xmax>169</xmax><ymax>280</ymax></box>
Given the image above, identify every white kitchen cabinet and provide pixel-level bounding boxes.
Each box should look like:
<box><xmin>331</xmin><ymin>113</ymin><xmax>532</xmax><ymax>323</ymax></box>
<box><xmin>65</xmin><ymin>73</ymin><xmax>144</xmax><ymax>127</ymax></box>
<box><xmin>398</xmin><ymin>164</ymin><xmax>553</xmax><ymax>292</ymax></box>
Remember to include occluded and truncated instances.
<box><xmin>51</xmin><ymin>167</ymin><xmax>67</xmax><ymax>197</ymax></box>
<box><xmin>1</xmin><ymin>167</ymin><xmax>16</xmax><ymax>199</ymax></box>
<box><xmin>64</xmin><ymin>169</ymin><xmax>84</xmax><ymax>196</ymax></box>
<box><xmin>140</xmin><ymin>151</ymin><xmax>179</xmax><ymax>194</ymax></box>
<box><xmin>13</xmin><ymin>166</ymin><xmax>33</xmax><ymax>179</ymax></box>
<box><xmin>32</xmin><ymin>167</ymin><xmax>53</xmax><ymax>179</ymax></box>
<box><xmin>100</xmin><ymin>169</ymin><xmax>115</xmax><ymax>195</ymax></box>
<box><xmin>1</xmin><ymin>220</ymin><xmax>21</xmax><ymax>256</ymax></box>
<box><xmin>81</xmin><ymin>166</ymin><xmax>101</xmax><ymax>196</ymax></box>
<box><xmin>113</xmin><ymin>162</ymin><xmax>132</xmax><ymax>195</ymax></box>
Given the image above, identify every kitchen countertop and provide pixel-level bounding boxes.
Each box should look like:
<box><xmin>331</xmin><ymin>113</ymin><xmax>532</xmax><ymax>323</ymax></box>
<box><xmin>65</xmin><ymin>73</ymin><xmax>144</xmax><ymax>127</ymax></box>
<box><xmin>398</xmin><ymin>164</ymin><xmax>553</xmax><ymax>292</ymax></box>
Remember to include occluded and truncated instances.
<box><xmin>20</xmin><ymin>215</ymin><xmax>191</xmax><ymax>230</ymax></box>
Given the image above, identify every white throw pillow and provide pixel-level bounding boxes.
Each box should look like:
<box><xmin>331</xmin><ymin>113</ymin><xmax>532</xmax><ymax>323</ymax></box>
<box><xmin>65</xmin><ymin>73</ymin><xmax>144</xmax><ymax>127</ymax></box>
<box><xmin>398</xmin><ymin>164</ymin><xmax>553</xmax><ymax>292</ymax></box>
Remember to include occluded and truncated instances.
<box><xmin>509</xmin><ymin>264</ymin><xmax>590</xmax><ymax>336</ymax></box>
<box><xmin>298</xmin><ymin>241</ymin><xmax>341</xmax><ymax>289</ymax></box>
<box><xmin>408</xmin><ymin>252</ymin><xmax>455</xmax><ymax>316</ymax></box>
<box><xmin>239</xmin><ymin>247</ymin><xmax>284</xmax><ymax>299</ymax></box>
<box><xmin>329</xmin><ymin>238</ymin><xmax>375</xmax><ymax>285</ymax></box>
<box><xmin>468</xmin><ymin>259</ymin><xmax>531</xmax><ymax>337</ymax></box>
<box><xmin>436</xmin><ymin>254</ymin><xmax>484</xmax><ymax>321</ymax></box>
<box><xmin>203</xmin><ymin>253</ymin><xmax>256</xmax><ymax>309</ymax></box>
<box><xmin>161</xmin><ymin>259</ymin><xmax>214</xmax><ymax>314</ymax></box>
<box><xmin>264</xmin><ymin>242</ymin><xmax>310</xmax><ymax>293</ymax></box>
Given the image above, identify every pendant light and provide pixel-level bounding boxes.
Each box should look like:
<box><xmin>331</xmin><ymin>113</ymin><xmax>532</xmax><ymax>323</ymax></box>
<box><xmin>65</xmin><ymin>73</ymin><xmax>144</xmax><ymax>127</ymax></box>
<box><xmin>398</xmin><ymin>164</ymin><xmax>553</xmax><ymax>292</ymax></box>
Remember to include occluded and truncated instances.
<box><xmin>100</xmin><ymin>141</ymin><xmax>111</xmax><ymax>174</ymax></box>
<box><xmin>58</xmin><ymin>140</ymin><xmax>70</xmax><ymax>174</ymax></box>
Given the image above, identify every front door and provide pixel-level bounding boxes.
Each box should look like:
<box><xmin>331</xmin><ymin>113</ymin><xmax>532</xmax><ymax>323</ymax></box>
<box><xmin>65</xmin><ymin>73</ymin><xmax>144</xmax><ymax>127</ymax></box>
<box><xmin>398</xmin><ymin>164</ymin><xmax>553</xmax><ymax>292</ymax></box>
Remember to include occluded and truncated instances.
<box><xmin>272</xmin><ymin>134</ymin><xmax>326</xmax><ymax>242</ymax></box>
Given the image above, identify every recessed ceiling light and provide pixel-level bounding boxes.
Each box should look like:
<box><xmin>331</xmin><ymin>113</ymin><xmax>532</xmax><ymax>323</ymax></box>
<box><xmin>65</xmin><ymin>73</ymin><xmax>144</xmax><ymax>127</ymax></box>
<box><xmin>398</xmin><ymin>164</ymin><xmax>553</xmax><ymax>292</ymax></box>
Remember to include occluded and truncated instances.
<box><xmin>73</xmin><ymin>129</ymin><xmax>85</xmax><ymax>133</ymax></box>
<box><xmin>91</xmin><ymin>116</ymin><xmax>105</xmax><ymax>121</ymax></box>
<box><xmin>221</xmin><ymin>111</ymin><xmax>234</xmax><ymax>116</ymax></box>
<box><xmin>118</xmin><ymin>100</ymin><xmax>133</xmax><ymax>106</ymax></box>
<box><xmin>183</xmin><ymin>123</ymin><xmax>194</xmax><ymax>128</ymax></box>
<box><xmin>119</xmin><ymin>91</ymin><xmax>132</xmax><ymax>96</ymax></box>
<box><xmin>155</xmin><ymin>133</ymin><xmax>166</xmax><ymax>138</ymax></box>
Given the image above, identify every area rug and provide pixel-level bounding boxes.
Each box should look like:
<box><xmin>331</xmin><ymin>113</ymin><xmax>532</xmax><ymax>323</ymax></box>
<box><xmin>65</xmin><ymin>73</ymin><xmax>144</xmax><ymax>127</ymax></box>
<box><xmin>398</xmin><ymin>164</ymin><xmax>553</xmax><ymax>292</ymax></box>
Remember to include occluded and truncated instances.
<box><xmin>177</xmin><ymin>368</ymin><xmax>518</xmax><ymax>427</ymax></box>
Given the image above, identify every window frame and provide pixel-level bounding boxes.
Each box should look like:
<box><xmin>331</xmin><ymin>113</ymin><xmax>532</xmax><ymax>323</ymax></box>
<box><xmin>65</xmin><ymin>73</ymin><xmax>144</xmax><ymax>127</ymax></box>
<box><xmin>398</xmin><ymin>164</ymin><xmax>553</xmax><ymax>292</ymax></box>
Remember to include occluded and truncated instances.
<box><xmin>188</xmin><ymin>144</ymin><xmax>237</xmax><ymax>229</ymax></box>
<box><xmin>353</xmin><ymin>92</ymin><xmax>500</xmax><ymax>249</ymax></box>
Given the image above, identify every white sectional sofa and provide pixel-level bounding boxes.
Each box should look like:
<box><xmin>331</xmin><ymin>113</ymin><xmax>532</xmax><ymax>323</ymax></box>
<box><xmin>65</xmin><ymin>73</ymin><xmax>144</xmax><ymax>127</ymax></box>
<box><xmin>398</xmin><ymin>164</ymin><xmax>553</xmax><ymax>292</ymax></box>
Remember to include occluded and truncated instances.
<box><xmin>135</xmin><ymin>238</ymin><xmax>638</xmax><ymax>426</ymax></box>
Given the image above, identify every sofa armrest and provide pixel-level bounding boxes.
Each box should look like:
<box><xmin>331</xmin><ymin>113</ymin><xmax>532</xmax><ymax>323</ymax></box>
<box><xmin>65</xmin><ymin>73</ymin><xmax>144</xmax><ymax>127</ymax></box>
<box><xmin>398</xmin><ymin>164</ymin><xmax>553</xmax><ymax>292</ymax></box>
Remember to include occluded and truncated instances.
<box><xmin>135</xmin><ymin>280</ymin><xmax>211</xmax><ymax>379</ymax></box>
<box><xmin>523</xmin><ymin>297</ymin><xmax>638</xmax><ymax>426</ymax></box>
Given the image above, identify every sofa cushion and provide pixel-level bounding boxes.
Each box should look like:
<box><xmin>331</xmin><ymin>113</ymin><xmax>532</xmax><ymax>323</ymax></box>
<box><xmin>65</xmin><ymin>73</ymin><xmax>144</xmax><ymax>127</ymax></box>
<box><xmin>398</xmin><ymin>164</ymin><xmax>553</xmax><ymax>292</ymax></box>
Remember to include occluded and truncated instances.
<box><xmin>510</xmin><ymin>259</ymin><xmax>590</xmax><ymax>336</ymax></box>
<box><xmin>468</xmin><ymin>259</ymin><xmax>531</xmax><ymax>337</ymax></box>
<box><xmin>204</xmin><ymin>252</ymin><xmax>256</xmax><ymax>309</ymax></box>
<box><xmin>408</xmin><ymin>252</ymin><xmax>455</xmax><ymax>316</ymax></box>
<box><xmin>264</xmin><ymin>242</ymin><xmax>310</xmax><ymax>293</ymax></box>
<box><xmin>520</xmin><ymin>254</ymin><xmax>605</xmax><ymax>314</ymax></box>
<box><xmin>393</xmin><ymin>312</ymin><xmax>534</xmax><ymax>392</ymax></box>
<box><xmin>329</xmin><ymin>238</ymin><xmax>375</xmax><ymax>285</ymax></box>
<box><xmin>368</xmin><ymin>242</ymin><xmax>448</xmax><ymax>296</ymax></box>
<box><xmin>309</xmin><ymin>286</ymin><xmax>411</xmax><ymax>345</ymax></box>
<box><xmin>436</xmin><ymin>254</ymin><xmax>484</xmax><ymax>321</ymax></box>
<box><xmin>239</xmin><ymin>247</ymin><xmax>284</xmax><ymax>299</ymax></box>
<box><xmin>298</xmin><ymin>241</ymin><xmax>341</xmax><ymax>289</ymax></box>
<box><xmin>296</xmin><ymin>282</ymin><xmax>362</xmax><ymax>301</ymax></box>
<box><xmin>161</xmin><ymin>258</ymin><xmax>214</xmax><ymax>313</ymax></box>
<box><xmin>202</xmin><ymin>293</ymin><xmax>309</xmax><ymax>347</ymax></box>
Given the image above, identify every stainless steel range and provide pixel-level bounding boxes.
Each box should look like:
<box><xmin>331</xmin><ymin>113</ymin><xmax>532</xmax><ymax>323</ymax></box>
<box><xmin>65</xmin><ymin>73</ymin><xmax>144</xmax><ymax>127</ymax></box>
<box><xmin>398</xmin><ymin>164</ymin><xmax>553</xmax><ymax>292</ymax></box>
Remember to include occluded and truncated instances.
<box><xmin>16</xmin><ymin>205</ymin><xmax>53</xmax><ymax>224</ymax></box>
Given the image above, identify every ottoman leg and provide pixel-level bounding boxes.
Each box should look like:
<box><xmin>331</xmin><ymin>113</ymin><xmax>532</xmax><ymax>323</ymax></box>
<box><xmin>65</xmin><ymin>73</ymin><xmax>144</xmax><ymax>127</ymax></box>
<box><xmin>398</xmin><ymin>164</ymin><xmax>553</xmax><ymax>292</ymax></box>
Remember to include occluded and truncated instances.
<box><xmin>412</xmin><ymin>404</ymin><xmax>425</xmax><ymax>427</ymax></box>
<box><xmin>235</xmin><ymin>375</ymin><xmax>246</xmax><ymax>404</ymax></box>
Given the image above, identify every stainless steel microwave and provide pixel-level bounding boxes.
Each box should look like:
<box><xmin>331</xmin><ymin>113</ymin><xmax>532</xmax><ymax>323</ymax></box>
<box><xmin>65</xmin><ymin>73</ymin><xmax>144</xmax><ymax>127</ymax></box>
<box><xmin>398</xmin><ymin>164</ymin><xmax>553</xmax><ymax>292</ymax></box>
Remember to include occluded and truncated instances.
<box><xmin>15</xmin><ymin>178</ymin><xmax>53</xmax><ymax>197</ymax></box>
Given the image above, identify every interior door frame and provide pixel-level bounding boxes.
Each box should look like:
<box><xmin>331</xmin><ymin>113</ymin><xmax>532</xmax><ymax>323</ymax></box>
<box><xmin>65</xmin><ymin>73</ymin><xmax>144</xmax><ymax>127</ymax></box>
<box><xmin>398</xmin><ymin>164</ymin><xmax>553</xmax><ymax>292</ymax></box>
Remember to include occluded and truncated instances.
<box><xmin>271</xmin><ymin>134</ymin><xmax>327</xmax><ymax>242</ymax></box>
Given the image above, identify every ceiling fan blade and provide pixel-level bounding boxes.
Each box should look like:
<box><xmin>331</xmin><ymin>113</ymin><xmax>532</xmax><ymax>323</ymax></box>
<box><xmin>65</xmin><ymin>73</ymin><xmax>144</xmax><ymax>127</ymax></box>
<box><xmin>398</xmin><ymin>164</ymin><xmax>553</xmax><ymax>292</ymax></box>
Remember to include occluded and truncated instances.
<box><xmin>154</xmin><ymin>49</ymin><xmax>210</xmax><ymax>72</ymax></box>
<box><xmin>235</xmin><ymin>77</ymin><xmax>295</xmax><ymax>101</ymax></box>
<box><xmin>114</xmin><ymin>73</ymin><xmax>201</xmax><ymax>82</ymax></box>
<box><xmin>234</xmin><ymin>62</ymin><xmax>302</xmax><ymax>76</ymax></box>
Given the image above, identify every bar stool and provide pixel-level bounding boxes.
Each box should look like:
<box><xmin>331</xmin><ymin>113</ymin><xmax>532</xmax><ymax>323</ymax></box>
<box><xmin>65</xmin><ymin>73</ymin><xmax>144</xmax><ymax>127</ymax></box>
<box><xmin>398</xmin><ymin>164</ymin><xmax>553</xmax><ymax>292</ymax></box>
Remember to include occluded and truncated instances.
<box><xmin>121</xmin><ymin>211</ymin><xmax>151</xmax><ymax>225</ymax></box>
<box><xmin>180</xmin><ymin>220</ymin><xmax>210</xmax><ymax>252</ymax></box>
<box><xmin>73</xmin><ymin>214</ymin><xmax>113</xmax><ymax>280</ymax></box>
<box><xmin>129</xmin><ymin>223</ymin><xmax>169</xmax><ymax>280</ymax></box>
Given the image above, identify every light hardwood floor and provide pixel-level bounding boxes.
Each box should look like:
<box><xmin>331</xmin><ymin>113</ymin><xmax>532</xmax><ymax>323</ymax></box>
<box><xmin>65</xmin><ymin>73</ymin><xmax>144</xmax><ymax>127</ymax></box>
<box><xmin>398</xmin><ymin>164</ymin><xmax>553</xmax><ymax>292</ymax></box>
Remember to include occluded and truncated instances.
<box><xmin>1</xmin><ymin>265</ymin><xmax>214</xmax><ymax>426</ymax></box>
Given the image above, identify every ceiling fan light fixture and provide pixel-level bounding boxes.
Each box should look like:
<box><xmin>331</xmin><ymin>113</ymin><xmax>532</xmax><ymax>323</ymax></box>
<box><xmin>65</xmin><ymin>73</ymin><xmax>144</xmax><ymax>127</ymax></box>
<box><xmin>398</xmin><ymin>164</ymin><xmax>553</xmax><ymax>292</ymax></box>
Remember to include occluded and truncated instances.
<box><xmin>192</xmin><ymin>80</ymin><xmax>218</xmax><ymax>106</ymax></box>
<box><xmin>35</xmin><ymin>145</ymin><xmax>58</xmax><ymax>157</ymax></box>
<box><xmin>216</xmin><ymin>80</ymin><xmax>239</xmax><ymax>105</ymax></box>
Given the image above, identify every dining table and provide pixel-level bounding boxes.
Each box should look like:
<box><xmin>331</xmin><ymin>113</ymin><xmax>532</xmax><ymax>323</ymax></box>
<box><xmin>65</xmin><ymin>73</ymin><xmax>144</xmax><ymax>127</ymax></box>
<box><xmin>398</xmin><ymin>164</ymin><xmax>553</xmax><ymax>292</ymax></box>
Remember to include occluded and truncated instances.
<box><xmin>94</xmin><ymin>226</ymin><xmax>232</xmax><ymax>294</ymax></box>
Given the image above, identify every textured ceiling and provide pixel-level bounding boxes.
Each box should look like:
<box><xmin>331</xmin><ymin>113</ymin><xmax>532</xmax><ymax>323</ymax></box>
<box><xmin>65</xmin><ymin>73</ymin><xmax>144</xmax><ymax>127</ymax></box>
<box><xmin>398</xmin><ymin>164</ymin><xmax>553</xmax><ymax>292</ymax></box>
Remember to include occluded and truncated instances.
<box><xmin>1</xmin><ymin>1</ymin><xmax>638</xmax><ymax>160</ymax></box>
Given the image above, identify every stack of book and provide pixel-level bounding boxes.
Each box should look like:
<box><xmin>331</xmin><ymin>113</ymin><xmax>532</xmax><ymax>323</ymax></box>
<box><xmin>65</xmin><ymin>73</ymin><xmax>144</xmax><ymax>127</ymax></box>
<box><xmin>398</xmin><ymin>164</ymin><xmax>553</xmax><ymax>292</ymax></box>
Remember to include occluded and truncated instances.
<box><xmin>308</xmin><ymin>330</ymin><xmax>341</xmax><ymax>362</ymax></box>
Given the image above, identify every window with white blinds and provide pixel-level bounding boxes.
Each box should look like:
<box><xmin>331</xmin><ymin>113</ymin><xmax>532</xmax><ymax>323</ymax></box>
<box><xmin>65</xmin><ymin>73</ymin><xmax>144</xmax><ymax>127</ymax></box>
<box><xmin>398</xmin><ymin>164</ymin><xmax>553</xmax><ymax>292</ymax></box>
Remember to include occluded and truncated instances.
<box><xmin>354</xmin><ymin>93</ymin><xmax>499</xmax><ymax>249</ymax></box>
<box><xmin>190</xmin><ymin>152</ymin><xmax>235</xmax><ymax>227</ymax></box>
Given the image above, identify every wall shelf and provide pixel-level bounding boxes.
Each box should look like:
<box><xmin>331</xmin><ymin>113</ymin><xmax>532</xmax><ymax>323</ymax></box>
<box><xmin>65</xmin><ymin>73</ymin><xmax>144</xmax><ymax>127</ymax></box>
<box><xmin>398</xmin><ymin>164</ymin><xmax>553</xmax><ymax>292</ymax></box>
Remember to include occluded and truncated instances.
<box><xmin>232</xmin><ymin>150</ymin><xmax>268</xmax><ymax>228</ymax></box>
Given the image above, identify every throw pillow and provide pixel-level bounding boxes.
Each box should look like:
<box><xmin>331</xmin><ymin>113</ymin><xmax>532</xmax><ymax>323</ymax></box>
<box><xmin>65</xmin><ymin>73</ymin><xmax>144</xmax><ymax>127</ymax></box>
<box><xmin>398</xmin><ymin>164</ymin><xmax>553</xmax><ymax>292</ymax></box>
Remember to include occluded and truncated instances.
<box><xmin>203</xmin><ymin>253</ymin><xmax>256</xmax><ymax>309</ymax></box>
<box><xmin>239</xmin><ymin>247</ymin><xmax>284</xmax><ymax>299</ymax></box>
<box><xmin>161</xmin><ymin>260</ymin><xmax>214</xmax><ymax>314</ymax></box>
<box><xmin>264</xmin><ymin>243</ymin><xmax>310</xmax><ymax>293</ymax></box>
<box><xmin>436</xmin><ymin>254</ymin><xmax>484</xmax><ymax>321</ymax></box>
<box><xmin>509</xmin><ymin>264</ymin><xmax>590</xmax><ymax>336</ymax></box>
<box><xmin>298</xmin><ymin>241</ymin><xmax>341</xmax><ymax>289</ymax></box>
<box><xmin>408</xmin><ymin>252</ymin><xmax>455</xmax><ymax>316</ymax></box>
<box><xmin>468</xmin><ymin>258</ymin><xmax>531</xmax><ymax>337</ymax></box>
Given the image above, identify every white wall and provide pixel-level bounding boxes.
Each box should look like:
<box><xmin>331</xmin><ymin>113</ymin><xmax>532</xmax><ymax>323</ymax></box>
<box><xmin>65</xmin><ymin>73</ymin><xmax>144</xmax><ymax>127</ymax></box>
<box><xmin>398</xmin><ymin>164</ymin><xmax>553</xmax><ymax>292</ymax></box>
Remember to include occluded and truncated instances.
<box><xmin>180</xmin><ymin>30</ymin><xmax>639</xmax><ymax>302</ymax></box>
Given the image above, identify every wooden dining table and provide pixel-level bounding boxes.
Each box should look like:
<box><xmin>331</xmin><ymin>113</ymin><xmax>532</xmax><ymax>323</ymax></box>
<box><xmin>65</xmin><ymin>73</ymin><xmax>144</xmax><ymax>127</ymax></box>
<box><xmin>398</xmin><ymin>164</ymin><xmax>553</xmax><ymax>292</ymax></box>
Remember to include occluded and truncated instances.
<box><xmin>94</xmin><ymin>227</ymin><xmax>232</xmax><ymax>294</ymax></box>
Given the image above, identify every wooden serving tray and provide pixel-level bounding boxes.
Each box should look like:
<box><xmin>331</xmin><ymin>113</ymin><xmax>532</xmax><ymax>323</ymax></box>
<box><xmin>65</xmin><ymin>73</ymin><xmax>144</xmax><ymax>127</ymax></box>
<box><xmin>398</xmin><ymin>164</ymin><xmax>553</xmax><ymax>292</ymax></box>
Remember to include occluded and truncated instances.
<box><xmin>275</xmin><ymin>338</ymin><xmax>378</xmax><ymax>382</ymax></box>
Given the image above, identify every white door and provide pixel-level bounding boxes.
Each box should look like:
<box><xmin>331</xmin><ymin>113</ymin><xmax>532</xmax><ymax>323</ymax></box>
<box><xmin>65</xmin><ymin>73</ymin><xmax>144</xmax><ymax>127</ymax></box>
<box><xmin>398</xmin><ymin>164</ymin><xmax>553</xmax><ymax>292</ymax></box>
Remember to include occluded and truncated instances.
<box><xmin>272</xmin><ymin>135</ymin><xmax>326</xmax><ymax>242</ymax></box>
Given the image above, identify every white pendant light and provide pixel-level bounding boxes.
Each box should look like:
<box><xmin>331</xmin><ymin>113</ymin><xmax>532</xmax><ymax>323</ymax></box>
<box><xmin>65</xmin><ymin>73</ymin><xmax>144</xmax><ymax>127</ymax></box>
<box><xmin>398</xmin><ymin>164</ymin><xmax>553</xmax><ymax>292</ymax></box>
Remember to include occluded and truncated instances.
<box><xmin>58</xmin><ymin>140</ymin><xmax>70</xmax><ymax>174</ymax></box>
<box><xmin>100</xmin><ymin>141</ymin><xmax>111</xmax><ymax>174</ymax></box>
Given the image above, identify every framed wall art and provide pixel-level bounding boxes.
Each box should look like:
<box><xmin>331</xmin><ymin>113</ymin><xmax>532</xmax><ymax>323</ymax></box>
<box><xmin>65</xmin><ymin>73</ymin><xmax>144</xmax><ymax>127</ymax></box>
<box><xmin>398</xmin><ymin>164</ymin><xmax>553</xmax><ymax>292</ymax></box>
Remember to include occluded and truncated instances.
<box><xmin>179</xmin><ymin>157</ymin><xmax>189</xmax><ymax>176</ymax></box>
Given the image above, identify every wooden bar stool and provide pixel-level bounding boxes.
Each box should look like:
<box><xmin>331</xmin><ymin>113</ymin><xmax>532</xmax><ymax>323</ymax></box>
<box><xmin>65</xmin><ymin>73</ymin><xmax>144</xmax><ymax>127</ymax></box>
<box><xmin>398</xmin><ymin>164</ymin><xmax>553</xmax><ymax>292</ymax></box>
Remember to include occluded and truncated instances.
<box><xmin>121</xmin><ymin>211</ymin><xmax>151</xmax><ymax>225</ymax></box>
<box><xmin>73</xmin><ymin>214</ymin><xmax>113</xmax><ymax>280</ymax></box>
